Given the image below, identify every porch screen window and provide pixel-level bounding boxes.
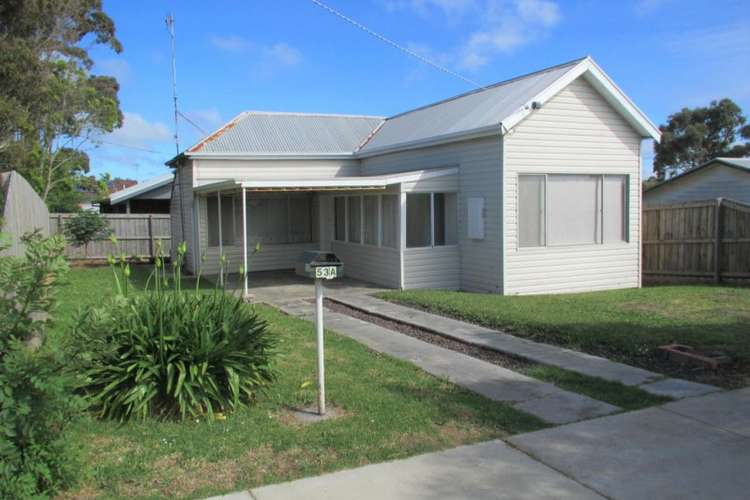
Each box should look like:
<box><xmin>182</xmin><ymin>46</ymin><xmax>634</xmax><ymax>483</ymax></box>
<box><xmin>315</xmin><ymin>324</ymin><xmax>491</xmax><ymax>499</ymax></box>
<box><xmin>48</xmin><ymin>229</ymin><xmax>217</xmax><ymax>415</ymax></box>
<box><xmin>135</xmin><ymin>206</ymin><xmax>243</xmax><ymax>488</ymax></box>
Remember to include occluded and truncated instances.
<box><xmin>407</xmin><ymin>193</ymin><xmax>457</xmax><ymax>248</ymax></box>
<box><xmin>334</xmin><ymin>197</ymin><xmax>346</xmax><ymax>241</ymax></box>
<box><xmin>206</xmin><ymin>194</ymin><xmax>234</xmax><ymax>247</ymax></box>
<box><xmin>406</xmin><ymin>193</ymin><xmax>431</xmax><ymax>248</ymax></box>
<box><xmin>433</xmin><ymin>193</ymin><xmax>457</xmax><ymax>246</ymax></box>
<box><xmin>381</xmin><ymin>195</ymin><xmax>398</xmax><ymax>248</ymax></box>
<box><xmin>517</xmin><ymin>174</ymin><xmax>628</xmax><ymax>248</ymax></box>
<box><xmin>246</xmin><ymin>194</ymin><xmax>312</xmax><ymax>244</ymax></box>
<box><xmin>347</xmin><ymin>196</ymin><xmax>361</xmax><ymax>243</ymax></box>
<box><xmin>289</xmin><ymin>196</ymin><xmax>313</xmax><ymax>243</ymax></box>
<box><xmin>207</xmin><ymin>196</ymin><xmax>220</xmax><ymax>247</ymax></box>
<box><xmin>363</xmin><ymin>196</ymin><xmax>378</xmax><ymax>245</ymax></box>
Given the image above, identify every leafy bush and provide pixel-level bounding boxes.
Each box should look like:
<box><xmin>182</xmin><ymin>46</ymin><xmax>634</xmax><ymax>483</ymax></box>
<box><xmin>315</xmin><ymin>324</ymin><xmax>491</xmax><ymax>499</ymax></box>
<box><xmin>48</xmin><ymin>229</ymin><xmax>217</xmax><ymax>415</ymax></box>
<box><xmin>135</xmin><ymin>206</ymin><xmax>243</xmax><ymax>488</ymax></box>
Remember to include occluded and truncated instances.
<box><xmin>73</xmin><ymin>243</ymin><xmax>276</xmax><ymax>421</ymax></box>
<box><xmin>0</xmin><ymin>232</ymin><xmax>82</xmax><ymax>498</ymax></box>
<box><xmin>63</xmin><ymin>211</ymin><xmax>111</xmax><ymax>257</ymax></box>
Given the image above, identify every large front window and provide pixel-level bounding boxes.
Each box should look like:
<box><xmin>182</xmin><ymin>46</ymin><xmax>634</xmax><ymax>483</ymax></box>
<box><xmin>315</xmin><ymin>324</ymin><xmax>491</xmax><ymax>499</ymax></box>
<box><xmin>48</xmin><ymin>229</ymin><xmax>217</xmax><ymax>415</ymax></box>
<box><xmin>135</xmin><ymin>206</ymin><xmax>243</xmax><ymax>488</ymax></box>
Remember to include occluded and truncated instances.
<box><xmin>518</xmin><ymin>174</ymin><xmax>628</xmax><ymax>248</ymax></box>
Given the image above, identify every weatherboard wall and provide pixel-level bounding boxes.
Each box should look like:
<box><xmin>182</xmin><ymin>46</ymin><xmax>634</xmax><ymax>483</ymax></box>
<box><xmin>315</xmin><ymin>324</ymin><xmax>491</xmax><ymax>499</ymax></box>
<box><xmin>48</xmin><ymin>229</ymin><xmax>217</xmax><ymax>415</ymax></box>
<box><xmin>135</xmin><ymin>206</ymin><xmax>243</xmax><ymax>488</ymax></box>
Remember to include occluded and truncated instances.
<box><xmin>503</xmin><ymin>76</ymin><xmax>642</xmax><ymax>295</ymax></box>
<box><xmin>192</xmin><ymin>158</ymin><xmax>361</xmax><ymax>187</ymax></box>
<box><xmin>361</xmin><ymin>137</ymin><xmax>503</xmax><ymax>293</ymax></box>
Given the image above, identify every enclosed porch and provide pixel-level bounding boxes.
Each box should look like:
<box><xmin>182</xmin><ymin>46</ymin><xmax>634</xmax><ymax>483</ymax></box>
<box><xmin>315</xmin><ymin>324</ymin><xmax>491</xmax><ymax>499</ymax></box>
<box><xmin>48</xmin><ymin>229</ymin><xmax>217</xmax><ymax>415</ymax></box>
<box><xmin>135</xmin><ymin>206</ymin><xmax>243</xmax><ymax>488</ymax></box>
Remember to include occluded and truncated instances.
<box><xmin>191</xmin><ymin>168</ymin><xmax>461</xmax><ymax>297</ymax></box>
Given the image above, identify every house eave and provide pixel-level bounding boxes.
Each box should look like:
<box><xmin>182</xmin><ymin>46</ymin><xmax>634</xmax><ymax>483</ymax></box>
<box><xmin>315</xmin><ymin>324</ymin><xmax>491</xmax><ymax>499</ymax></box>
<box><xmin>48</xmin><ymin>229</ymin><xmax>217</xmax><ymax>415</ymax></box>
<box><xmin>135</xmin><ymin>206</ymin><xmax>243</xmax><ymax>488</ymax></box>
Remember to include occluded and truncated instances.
<box><xmin>354</xmin><ymin>124</ymin><xmax>503</xmax><ymax>158</ymax></box>
<box><xmin>185</xmin><ymin>152</ymin><xmax>357</xmax><ymax>161</ymax></box>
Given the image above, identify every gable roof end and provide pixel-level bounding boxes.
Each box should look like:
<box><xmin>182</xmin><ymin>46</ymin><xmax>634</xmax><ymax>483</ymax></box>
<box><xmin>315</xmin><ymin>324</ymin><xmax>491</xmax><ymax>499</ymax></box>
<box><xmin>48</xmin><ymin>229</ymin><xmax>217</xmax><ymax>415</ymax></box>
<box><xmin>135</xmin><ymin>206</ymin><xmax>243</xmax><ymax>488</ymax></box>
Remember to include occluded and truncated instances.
<box><xmin>645</xmin><ymin>157</ymin><xmax>750</xmax><ymax>192</ymax></box>
<box><xmin>502</xmin><ymin>56</ymin><xmax>661</xmax><ymax>141</ymax></box>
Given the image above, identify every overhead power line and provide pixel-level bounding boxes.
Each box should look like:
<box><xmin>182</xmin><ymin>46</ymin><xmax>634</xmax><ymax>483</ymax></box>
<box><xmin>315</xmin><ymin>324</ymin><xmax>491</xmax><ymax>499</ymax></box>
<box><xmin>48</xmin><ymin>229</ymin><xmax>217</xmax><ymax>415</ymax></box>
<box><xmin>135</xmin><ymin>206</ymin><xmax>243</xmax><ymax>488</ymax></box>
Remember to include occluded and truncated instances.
<box><xmin>178</xmin><ymin>110</ymin><xmax>209</xmax><ymax>135</ymax></box>
<box><xmin>308</xmin><ymin>0</ymin><xmax>484</xmax><ymax>89</ymax></box>
<box><xmin>97</xmin><ymin>140</ymin><xmax>162</xmax><ymax>154</ymax></box>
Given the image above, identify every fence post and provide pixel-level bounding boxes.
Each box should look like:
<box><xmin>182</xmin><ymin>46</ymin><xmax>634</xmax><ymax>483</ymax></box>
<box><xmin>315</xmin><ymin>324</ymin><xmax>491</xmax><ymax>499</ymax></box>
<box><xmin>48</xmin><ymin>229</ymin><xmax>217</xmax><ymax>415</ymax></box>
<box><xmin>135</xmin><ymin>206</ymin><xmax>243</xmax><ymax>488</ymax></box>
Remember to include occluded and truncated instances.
<box><xmin>714</xmin><ymin>198</ymin><xmax>723</xmax><ymax>283</ymax></box>
<box><xmin>57</xmin><ymin>213</ymin><xmax>62</xmax><ymax>234</ymax></box>
<box><xmin>148</xmin><ymin>214</ymin><xmax>154</xmax><ymax>259</ymax></box>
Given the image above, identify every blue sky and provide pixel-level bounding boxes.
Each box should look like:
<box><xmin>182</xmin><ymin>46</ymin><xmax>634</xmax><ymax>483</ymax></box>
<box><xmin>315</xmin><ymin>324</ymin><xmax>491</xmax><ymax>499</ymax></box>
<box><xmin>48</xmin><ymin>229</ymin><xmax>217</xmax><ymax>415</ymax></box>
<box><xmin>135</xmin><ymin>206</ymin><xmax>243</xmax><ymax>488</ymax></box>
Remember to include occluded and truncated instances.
<box><xmin>87</xmin><ymin>0</ymin><xmax>750</xmax><ymax>181</ymax></box>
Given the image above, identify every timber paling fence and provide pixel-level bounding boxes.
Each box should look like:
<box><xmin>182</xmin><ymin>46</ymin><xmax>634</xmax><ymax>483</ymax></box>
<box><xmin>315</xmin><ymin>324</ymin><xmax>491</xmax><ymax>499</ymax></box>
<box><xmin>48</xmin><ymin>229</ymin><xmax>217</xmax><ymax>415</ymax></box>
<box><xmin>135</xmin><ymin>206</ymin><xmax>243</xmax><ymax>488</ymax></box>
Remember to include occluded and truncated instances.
<box><xmin>642</xmin><ymin>198</ymin><xmax>750</xmax><ymax>282</ymax></box>
<box><xmin>50</xmin><ymin>213</ymin><xmax>171</xmax><ymax>260</ymax></box>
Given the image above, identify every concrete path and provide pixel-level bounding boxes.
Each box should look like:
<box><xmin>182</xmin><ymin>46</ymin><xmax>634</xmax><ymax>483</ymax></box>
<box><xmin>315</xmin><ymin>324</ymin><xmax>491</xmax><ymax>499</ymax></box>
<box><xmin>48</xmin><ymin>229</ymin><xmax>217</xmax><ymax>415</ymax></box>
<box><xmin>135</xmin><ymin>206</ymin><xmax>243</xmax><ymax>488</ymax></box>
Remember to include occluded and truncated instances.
<box><xmin>249</xmin><ymin>440</ymin><xmax>604</xmax><ymax>500</ymax></box>
<box><xmin>508</xmin><ymin>388</ymin><xmax>750</xmax><ymax>500</ymax></box>
<box><xmin>329</xmin><ymin>294</ymin><xmax>719</xmax><ymax>399</ymax></box>
<box><xmin>210</xmin><ymin>389</ymin><xmax>750</xmax><ymax>500</ymax></box>
<box><xmin>276</xmin><ymin>299</ymin><xmax>619</xmax><ymax>425</ymax></box>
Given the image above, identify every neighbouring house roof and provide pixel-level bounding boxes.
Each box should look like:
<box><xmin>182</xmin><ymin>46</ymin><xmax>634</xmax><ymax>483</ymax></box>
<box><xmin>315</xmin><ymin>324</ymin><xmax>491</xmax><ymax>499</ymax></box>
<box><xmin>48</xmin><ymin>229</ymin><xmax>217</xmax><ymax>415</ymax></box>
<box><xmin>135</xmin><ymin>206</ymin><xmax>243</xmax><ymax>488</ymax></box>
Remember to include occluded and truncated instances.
<box><xmin>169</xmin><ymin>56</ymin><xmax>660</xmax><ymax>165</ymax></box>
<box><xmin>193</xmin><ymin>167</ymin><xmax>458</xmax><ymax>193</ymax></box>
<box><xmin>109</xmin><ymin>173</ymin><xmax>174</xmax><ymax>205</ymax></box>
<box><xmin>186</xmin><ymin>112</ymin><xmax>384</xmax><ymax>156</ymax></box>
<box><xmin>645</xmin><ymin>157</ymin><xmax>750</xmax><ymax>192</ymax></box>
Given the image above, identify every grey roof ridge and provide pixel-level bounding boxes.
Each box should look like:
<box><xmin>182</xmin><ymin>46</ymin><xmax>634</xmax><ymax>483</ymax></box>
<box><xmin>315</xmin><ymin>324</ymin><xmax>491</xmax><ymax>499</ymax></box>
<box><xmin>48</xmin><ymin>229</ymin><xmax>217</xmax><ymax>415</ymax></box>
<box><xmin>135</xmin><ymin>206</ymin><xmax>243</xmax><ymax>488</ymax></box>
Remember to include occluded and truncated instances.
<box><xmin>241</xmin><ymin>110</ymin><xmax>385</xmax><ymax>119</ymax></box>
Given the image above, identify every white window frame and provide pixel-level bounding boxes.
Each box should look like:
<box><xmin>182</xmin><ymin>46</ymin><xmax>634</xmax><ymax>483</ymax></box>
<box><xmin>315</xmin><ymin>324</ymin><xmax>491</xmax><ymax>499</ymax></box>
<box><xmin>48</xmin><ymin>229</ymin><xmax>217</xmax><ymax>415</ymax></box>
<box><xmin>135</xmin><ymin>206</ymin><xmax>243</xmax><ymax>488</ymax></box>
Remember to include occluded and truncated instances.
<box><xmin>405</xmin><ymin>191</ymin><xmax>459</xmax><ymax>249</ymax></box>
<box><xmin>516</xmin><ymin>173</ymin><xmax>630</xmax><ymax>250</ymax></box>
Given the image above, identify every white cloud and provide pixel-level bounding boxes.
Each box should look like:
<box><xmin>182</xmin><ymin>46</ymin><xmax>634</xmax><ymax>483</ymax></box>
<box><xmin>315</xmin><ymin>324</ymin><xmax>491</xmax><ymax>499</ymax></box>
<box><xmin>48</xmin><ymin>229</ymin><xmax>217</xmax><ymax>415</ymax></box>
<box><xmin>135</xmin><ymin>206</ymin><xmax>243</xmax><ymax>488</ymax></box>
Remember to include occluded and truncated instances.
<box><xmin>106</xmin><ymin>112</ymin><xmax>172</xmax><ymax>148</ymax></box>
<box><xmin>458</xmin><ymin>0</ymin><xmax>561</xmax><ymax>69</ymax></box>
<box><xmin>263</xmin><ymin>43</ymin><xmax>302</xmax><ymax>67</ymax></box>
<box><xmin>95</xmin><ymin>58</ymin><xmax>132</xmax><ymax>83</ymax></box>
<box><xmin>209</xmin><ymin>35</ymin><xmax>303</xmax><ymax>76</ymax></box>
<box><xmin>384</xmin><ymin>1</ymin><xmax>561</xmax><ymax>71</ymax></box>
<box><xmin>635</xmin><ymin>0</ymin><xmax>673</xmax><ymax>15</ymax></box>
<box><xmin>209</xmin><ymin>35</ymin><xmax>253</xmax><ymax>52</ymax></box>
<box><xmin>385</xmin><ymin>0</ymin><xmax>476</xmax><ymax>16</ymax></box>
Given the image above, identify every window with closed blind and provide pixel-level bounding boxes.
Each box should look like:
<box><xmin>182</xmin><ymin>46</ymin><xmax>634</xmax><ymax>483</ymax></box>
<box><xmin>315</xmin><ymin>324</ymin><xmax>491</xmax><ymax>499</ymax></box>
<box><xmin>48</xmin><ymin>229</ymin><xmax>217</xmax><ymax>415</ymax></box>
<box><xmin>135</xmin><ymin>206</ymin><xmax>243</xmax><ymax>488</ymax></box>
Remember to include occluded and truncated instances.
<box><xmin>517</xmin><ymin>174</ymin><xmax>628</xmax><ymax>248</ymax></box>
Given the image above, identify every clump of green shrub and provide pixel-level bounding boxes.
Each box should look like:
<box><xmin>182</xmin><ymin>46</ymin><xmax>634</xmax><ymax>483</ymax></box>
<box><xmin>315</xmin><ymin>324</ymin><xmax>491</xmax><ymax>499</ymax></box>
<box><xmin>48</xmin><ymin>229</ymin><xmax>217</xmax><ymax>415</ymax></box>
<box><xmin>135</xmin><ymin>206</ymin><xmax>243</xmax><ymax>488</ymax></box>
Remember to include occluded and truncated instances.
<box><xmin>73</xmin><ymin>243</ymin><xmax>276</xmax><ymax>421</ymax></box>
<box><xmin>0</xmin><ymin>232</ymin><xmax>82</xmax><ymax>498</ymax></box>
<box><xmin>63</xmin><ymin>210</ymin><xmax>111</xmax><ymax>257</ymax></box>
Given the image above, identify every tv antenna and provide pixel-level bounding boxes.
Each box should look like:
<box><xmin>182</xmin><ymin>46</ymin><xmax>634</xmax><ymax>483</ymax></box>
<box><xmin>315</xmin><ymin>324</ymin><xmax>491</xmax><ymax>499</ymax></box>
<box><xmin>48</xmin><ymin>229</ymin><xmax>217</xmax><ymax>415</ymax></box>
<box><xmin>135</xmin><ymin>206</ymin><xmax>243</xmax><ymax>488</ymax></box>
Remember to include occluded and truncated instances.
<box><xmin>165</xmin><ymin>14</ymin><xmax>179</xmax><ymax>155</ymax></box>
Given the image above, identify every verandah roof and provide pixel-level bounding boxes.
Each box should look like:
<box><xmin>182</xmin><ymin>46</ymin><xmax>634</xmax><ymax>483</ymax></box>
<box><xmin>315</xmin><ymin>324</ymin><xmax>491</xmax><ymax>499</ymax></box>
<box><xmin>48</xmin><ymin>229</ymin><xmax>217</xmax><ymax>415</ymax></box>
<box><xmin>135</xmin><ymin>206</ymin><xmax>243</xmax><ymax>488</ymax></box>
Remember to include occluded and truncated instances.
<box><xmin>192</xmin><ymin>167</ymin><xmax>458</xmax><ymax>194</ymax></box>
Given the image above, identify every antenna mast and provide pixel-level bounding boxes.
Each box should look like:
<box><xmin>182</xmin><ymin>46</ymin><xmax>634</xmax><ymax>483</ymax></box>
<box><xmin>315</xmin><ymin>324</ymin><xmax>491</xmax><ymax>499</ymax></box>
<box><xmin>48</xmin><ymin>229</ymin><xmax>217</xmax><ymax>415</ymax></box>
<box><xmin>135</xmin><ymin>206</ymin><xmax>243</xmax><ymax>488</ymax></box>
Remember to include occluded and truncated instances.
<box><xmin>166</xmin><ymin>14</ymin><xmax>179</xmax><ymax>155</ymax></box>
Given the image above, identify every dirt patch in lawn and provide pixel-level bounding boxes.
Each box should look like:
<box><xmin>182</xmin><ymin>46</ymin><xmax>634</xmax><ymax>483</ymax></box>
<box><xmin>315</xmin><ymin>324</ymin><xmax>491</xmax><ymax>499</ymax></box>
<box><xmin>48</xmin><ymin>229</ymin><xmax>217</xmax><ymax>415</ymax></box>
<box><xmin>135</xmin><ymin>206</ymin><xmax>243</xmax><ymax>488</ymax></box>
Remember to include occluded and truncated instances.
<box><xmin>324</xmin><ymin>299</ymin><xmax>533</xmax><ymax>372</ymax></box>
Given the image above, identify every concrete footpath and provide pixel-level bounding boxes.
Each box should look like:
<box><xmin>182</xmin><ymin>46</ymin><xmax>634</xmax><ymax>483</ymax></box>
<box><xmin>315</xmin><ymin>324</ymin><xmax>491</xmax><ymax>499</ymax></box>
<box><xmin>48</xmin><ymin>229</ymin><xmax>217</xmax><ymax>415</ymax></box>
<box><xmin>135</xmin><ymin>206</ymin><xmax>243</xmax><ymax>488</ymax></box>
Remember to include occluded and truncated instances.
<box><xmin>211</xmin><ymin>389</ymin><xmax>750</xmax><ymax>500</ymax></box>
<box><xmin>329</xmin><ymin>294</ymin><xmax>719</xmax><ymax>399</ymax></box>
<box><xmin>278</xmin><ymin>299</ymin><xmax>619</xmax><ymax>424</ymax></box>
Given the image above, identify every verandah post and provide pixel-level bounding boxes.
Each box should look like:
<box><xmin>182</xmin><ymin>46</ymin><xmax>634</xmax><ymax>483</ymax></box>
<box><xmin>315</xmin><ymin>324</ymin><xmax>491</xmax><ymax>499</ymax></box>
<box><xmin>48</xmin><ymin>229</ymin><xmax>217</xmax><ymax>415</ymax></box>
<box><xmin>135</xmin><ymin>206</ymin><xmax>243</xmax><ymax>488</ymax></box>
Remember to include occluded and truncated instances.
<box><xmin>242</xmin><ymin>187</ymin><xmax>248</xmax><ymax>298</ymax></box>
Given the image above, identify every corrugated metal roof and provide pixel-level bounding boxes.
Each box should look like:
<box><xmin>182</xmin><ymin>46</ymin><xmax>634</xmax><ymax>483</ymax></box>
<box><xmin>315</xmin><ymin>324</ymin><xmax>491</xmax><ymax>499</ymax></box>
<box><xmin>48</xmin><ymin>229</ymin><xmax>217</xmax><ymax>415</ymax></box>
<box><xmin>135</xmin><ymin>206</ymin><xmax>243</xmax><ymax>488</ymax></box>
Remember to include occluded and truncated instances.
<box><xmin>716</xmin><ymin>157</ymin><xmax>750</xmax><ymax>171</ymax></box>
<box><xmin>188</xmin><ymin>112</ymin><xmax>384</xmax><ymax>155</ymax></box>
<box><xmin>645</xmin><ymin>157</ymin><xmax>750</xmax><ymax>193</ymax></box>
<box><xmin>109</xmin><ymin>173</ymin><xmax>174</xmax><ymax>204</ymax></box>
<box><xmin>357</xmin><ymin>58</ymin><xmax>583</xmax><ymax>154</ymax></box>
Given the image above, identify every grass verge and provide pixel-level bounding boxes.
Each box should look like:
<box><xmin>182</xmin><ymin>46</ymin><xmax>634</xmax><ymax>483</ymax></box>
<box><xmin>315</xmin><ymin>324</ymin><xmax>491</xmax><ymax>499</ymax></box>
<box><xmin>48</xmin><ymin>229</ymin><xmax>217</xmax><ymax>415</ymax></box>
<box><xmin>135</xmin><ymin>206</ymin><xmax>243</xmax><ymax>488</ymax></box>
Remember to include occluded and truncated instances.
<box><xmin>54</xmin><ymin>267</ymin><xmax>546</xmax><ymax>499</ymax></box>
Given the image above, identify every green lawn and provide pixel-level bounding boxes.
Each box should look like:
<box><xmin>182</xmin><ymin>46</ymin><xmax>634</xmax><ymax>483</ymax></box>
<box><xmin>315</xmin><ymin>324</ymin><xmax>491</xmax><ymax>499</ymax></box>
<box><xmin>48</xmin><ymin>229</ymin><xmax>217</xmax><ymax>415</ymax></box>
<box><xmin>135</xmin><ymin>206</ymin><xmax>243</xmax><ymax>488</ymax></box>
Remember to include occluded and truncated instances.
<box><xmin>54</xmin><ymin>267</ymin><xmax>545</xmax><ymax>499</ymax></box>
<box><xmin>377</xmin><ymin>286</ymin><xmax>750</xmax><ymax>389</ymax></box>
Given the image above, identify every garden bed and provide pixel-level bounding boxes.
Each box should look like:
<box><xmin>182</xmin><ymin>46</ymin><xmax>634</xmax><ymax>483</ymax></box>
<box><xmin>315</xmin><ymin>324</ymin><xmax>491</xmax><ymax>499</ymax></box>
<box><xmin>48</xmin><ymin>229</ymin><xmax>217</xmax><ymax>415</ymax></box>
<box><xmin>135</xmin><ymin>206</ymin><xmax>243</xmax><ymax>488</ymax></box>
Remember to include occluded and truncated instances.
<box><xmin>376</xmin><ymin>285</ymin><xmax>750</xmax><ymax>389</ymax></box>
<box><xmin>53</xmin><ymin>267</ymin><xmax>545</xmax><ymax>499</ymax></box>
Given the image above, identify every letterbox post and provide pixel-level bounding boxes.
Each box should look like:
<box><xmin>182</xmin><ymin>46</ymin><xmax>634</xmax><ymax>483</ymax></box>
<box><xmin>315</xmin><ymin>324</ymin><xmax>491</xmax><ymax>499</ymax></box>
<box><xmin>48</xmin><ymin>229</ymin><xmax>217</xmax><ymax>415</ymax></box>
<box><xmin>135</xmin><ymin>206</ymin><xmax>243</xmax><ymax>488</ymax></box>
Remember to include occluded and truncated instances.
<box><xmin>315</xmin><ymin>278</ymin><xmax>326</xmax><ymax>416</ymax></box>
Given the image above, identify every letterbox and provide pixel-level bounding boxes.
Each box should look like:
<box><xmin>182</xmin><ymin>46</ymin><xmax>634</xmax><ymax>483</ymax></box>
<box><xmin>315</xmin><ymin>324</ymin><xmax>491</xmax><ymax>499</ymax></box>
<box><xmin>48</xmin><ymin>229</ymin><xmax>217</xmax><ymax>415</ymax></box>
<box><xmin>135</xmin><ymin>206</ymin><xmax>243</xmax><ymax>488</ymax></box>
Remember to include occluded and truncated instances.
<box><xmin>295</xmin><ymin>251</ymin><xmax>343</xmax><ymax>280</ymax></box>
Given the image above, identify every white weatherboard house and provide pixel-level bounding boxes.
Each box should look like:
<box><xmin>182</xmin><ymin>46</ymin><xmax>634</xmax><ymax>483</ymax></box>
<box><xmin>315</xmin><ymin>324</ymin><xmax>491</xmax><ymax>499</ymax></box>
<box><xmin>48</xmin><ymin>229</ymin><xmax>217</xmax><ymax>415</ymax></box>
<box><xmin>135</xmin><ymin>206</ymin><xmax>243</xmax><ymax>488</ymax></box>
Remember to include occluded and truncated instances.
<box><xmin>168</xmin><ymin>56</ymin><xmax>660</xmax><ymax>296</ymax></box>
<box><xmin>644</xmin><ymin>157</ymin><xmax>750</xmax><ymax>207</ymax></box>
